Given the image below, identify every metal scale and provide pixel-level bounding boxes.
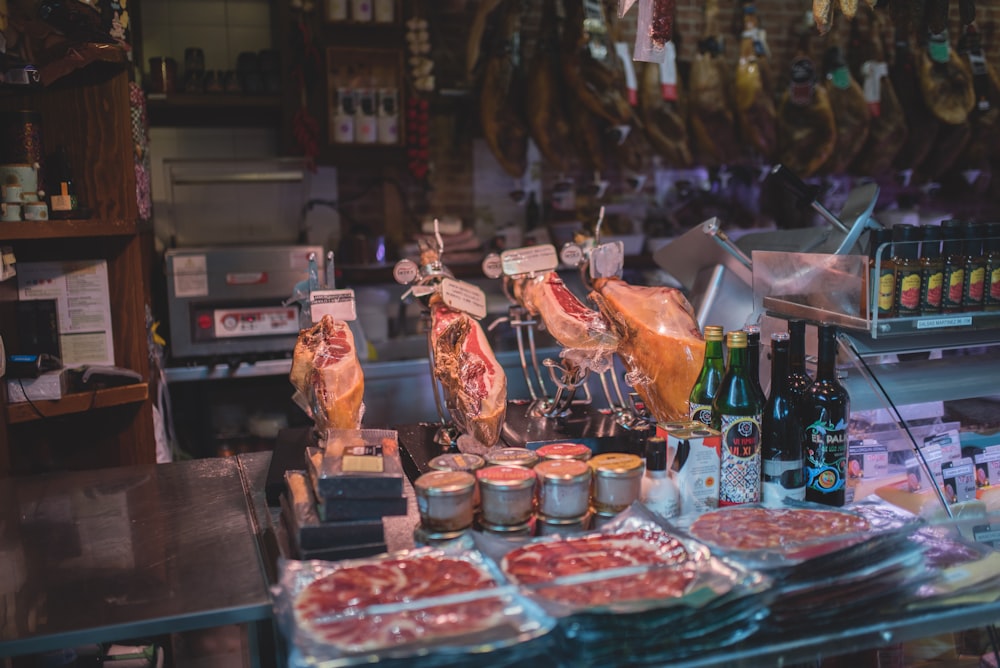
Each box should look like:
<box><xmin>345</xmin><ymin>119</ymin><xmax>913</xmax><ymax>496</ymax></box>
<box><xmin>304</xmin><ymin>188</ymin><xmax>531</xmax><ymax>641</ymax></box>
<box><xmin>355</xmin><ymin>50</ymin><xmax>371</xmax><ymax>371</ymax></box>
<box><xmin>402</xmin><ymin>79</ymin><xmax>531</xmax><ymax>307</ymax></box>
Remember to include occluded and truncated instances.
<box><xmin>391</xmin><ymin>219</ymin><xmax>647</xmax><ymax>479</ymax></box>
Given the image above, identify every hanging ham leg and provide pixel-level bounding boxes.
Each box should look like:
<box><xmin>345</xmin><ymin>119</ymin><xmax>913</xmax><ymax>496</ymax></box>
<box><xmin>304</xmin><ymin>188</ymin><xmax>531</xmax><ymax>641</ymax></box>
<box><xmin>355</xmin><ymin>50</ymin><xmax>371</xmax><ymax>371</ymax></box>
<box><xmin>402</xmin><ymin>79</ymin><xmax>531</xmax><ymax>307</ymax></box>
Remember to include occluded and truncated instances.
<box><xmin>822</xmin><ymin>46</ymin><xmax>869</xmax><ymax>174</ymax></box>
<box><xmin>431</xmin><ymin>304</ymin><xmax>507</xmax><ymax>448</ymax></box>
<box><xmin>776</xmin><ymin>57</ymin><xmax>836</xmax><ymax>178</ymax></box>
<box><xmin>291</xmin><ymin>316</ymin><xmax>365</xmax><ymax>430</ymax></box>
<box><xmin>735</xmin><ymin>3</ymin><xmax>777</xmax><ymax>162</ymax></box>
<box><xmin>526</xmin><ymin>0</ymin><xmax>575</xmax><ymax>172</ymax></box>
<box><xmin>689</xmin><ymin>0</ymin><xmax>740</xmax><ymax>166</ymax></box>
<box><xmin>515</xmin><ymin>272</ymin><xmax>617</xmax><ymax>352</ymax></box>
<box><xmin>590</xmin><ymin>277</ymin><xmax>705</xmax><ymax>424</ymax></box>
<box><xmin>561</xmin><ymin>0</ymin><xmax>633</xmax><ymax>126</ymax></box>
<box><xmin>919</xmin><ymin>0</ymin><xmax>976</xmax><ymax>125</ymax></box>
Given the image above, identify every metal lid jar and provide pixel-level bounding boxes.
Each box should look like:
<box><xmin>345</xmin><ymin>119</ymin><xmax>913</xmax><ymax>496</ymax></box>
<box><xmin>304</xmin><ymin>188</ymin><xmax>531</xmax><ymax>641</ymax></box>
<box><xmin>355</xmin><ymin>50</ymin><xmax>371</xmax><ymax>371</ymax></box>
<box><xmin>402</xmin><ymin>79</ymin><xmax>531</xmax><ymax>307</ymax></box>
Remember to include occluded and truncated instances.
<box><xmin>413</xmin><ymin>470</ymin><xmax>476</xmax><ymax>533</ymax></box>
<box><xmin>476</xmin><ymin>465</ymin><xmax>537</xmax><ymax>526</ymax></box>
<box><xmin>535</xmin><ymin>459</ymin><xmax>592</xmax><ymax>519</ymax></box>
<box><xmin>485</xmin><ymin>447</ymin><xmax>539</xmax><ymax>469</ymax></box>
<box><xmin>429</xmin><ymin>453</ymin><xmax>486</xmax><ymax>506</ymax></box>
<box><xmin>536</xmin><ymin>442</ymin><xmax>592</xmax><ymax>462</ymax></box>
<box><xmin>537</xmin><ymin>512</ymin><xmax>590</xmax><ymax>537</ymax></box>
<box><xmin>589</xmin><ymin>453</ymin><xmax>644</xmax><ymax>514</ymax></box>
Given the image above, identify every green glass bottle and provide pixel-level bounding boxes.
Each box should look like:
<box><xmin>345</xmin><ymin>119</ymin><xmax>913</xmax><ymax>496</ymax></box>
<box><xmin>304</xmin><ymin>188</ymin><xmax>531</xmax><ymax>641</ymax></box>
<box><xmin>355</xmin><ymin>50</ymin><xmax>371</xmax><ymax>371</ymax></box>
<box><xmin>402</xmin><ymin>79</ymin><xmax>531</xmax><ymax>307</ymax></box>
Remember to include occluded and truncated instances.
<box><xmin>689</xmin><ymin>325</ymin><xmax>725</xmax><ymax>426</ymax></box>
<box><xmin>802</xmin><ymin>324</ymin><xmax>851</xmax><ymax>507</ymax></box>
<box><xmin>712</xmin><ymin>330</ymin><xmax>763</xmax><ymax>506</ymax></box>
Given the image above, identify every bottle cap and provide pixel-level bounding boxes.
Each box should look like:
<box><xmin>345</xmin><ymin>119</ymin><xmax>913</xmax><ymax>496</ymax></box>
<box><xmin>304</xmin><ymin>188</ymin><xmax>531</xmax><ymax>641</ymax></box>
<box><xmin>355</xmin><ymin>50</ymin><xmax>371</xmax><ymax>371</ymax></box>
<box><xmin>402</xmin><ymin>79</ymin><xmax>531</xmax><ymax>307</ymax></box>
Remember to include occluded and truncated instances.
<box><xmin>771</xmin><ymin>332</ymin><xmax>790</xmax><ymax>343</ymax></box>
<box><xmin>986</xmin><ymin>222</ymin><xmax>1000</xmax><ymax>253</ymax></box>
<box><xmin>868</xmin><ymin>228</ymin><xmax>892</xmax><ymax>261</ymax></box>
<box><xmin>920</xmin><ymin>225</ymin><xmax>942</xmax><ymax>260</ymax></box>
<box><xmin>727</xmin><ymin>331</ymin><xmax>748</xmax><ymax>348</ymax></box>
<box><xmin>963</xmin><ymin>221</ymin><xmax>984</xmax><ymax>257</ymax></box>
<box><xmin>704</xmin><ymin>325</ymin><xmax>724</xmax><ymax>341</ymax></box>
<box><xmin>891</xmin><ymin>223</ymin><xmax>919</xmax><ymax>260</ymax></box>
<box><xmin>743</xmin><ymin>324</ymin><xmax>761</xmax><ymax>342</ymax></box>
<box><xmin>941</xmin><ymin>219</ymin><xmax>965</xmax><ymax>256</ymax></box>
<box><xmin>645</xmin><ymin>437</ymin><xmax>667</xmax><ymax>472</ymax></box>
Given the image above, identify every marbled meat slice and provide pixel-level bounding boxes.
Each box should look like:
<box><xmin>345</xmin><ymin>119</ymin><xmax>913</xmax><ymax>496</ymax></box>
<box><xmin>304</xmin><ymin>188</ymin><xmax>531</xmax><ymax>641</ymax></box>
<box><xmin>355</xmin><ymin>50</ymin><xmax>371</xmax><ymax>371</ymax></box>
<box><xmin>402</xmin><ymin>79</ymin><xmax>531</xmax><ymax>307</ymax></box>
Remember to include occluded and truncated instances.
<box><xmin>501</xmin><ymin>529</ymin><xmax>696</xmax><ymax>606</ymax></box>
<box><xmin>295</xmin><ymin>555</ymin><xmax>507</xmax><ymax>652</ymax></box>
<box><xmin>689</xmin><ymin>507</ymin><xmax>871</xmax><ymax>552</ymax></box>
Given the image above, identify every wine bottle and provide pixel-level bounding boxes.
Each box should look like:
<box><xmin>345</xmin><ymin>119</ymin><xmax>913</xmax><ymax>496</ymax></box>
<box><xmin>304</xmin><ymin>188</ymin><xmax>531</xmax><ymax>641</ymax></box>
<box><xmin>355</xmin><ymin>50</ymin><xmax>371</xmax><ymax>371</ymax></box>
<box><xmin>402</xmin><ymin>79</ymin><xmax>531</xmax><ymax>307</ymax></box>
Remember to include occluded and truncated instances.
<box><xmin>762</xmin><ymin>332</ymin><xmax>805</xmax><ymax>503</ymax></box>
<box><xmin>786</xmin><ymin>319</ymin><xmax>813</xmax><ymax>404</ymax></box>
<box><xmin>689</xmin><ymin>325</ymin><xmax>725</xmax><ymax>426</ymax></box>
<box><xmin>743</xmin><ymin>323</ymin><xmax>767</xmax><ymax>406</ymax></box>
<box><xmin>802</xmin><ymin>324</ymin><xmax>850</xmax><ymax>507</ymax></box>
<box><xmin>712</xmin><ymin>330</ymin><xmax>763</xmax><ymax>506</ymax></box>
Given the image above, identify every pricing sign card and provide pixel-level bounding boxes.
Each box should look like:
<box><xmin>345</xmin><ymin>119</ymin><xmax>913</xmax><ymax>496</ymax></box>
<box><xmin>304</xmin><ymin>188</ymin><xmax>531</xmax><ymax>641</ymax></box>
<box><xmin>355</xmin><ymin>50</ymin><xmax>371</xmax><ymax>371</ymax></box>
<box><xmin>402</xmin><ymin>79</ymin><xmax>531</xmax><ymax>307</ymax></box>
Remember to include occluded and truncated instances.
<box><xmin>589</xmin><ymin>241</ymin><xmax>625</xmax><ymax>279</ymax></box>
<box><xmin>501</xmin><ymin>244</ymin><xmax>558</xmax><ymax>276</ymax></box>
<box><xmin>310</xmin><ymin>289</ymin><xmax>356</xmax><ymax>323</ymax></box>
<box><xmin>941</xmin><ymin>458</ymin><xmax>977</xmax><ymax>504</ymax></box>
<box><xmin>441</xmin><ymin>278</ymin><xmax>487</xmax><ymax>319</ymax></box>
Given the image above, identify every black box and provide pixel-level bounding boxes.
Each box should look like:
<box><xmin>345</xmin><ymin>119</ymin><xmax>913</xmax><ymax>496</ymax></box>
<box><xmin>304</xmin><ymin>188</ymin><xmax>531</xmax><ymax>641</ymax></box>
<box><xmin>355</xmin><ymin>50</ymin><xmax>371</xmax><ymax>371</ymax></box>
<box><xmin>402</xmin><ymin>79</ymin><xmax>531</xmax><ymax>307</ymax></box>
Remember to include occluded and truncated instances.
<box><xmin>282</xmin><ymin>471</ymin><xmax>385</xmax><ymax>550</ymax></box>
<box><xmin>16</xmin><ymin>299</ymin><xmax>60</xmax><ymax>358</ymax></box>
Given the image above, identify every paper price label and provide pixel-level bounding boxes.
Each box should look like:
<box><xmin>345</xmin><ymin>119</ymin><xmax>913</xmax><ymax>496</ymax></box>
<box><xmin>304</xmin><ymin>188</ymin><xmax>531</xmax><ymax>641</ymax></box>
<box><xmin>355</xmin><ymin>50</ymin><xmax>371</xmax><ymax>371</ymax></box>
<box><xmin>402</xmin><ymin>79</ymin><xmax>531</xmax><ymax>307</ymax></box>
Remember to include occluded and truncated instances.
<box><xmin>393</xmin><ymin>258</ymin><xmax>419</xmax><ymax>284</ymax></box>
<box><xmin>589</xmin><ymin>241</ymin><xmax>625</xmax><ymax>279</ymax></box>
<box><xmin>310</xmin><ymin>289</ymin><xmax>357</xmax><ymax>322</ymax></box>
<box><xmin>501</xmin><ymin>244</ymin><xmax>558</xmax><ymax>276</ymax></box>
<box><xmin>441</xmin><ymin>278</ymin><xmax>487</xmax><ymax>319</ymax></box>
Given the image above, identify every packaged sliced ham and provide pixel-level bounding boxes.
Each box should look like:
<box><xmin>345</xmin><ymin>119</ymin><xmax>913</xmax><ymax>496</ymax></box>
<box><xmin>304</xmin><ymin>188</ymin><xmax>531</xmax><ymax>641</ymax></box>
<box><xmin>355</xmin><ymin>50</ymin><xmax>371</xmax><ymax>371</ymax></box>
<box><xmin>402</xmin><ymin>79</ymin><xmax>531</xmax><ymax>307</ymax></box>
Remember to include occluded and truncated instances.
<box><xmin>273</xmin><ymin>547</ymin><xmax>554</xmax><ymax>665</ymax></box>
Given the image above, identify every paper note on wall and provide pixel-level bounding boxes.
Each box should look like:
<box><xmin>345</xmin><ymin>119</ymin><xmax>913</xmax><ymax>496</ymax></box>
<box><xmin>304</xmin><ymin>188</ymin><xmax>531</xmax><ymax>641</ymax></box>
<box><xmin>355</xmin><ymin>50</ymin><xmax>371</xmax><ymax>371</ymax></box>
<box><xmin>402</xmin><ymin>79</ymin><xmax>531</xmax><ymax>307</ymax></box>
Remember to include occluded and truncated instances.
<box><xmin>17</xmin><ymin>259</ymin><xmax>115</xmax><ymax>366</ymax></box>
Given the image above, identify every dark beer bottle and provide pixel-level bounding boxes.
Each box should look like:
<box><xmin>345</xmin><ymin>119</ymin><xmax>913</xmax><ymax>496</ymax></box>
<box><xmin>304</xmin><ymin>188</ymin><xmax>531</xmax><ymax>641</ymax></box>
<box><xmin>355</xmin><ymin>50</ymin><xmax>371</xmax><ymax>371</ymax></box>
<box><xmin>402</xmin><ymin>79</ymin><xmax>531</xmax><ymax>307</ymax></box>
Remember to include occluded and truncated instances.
<box><xmin>762</xmin><ymin>332</ymin><xmax>806</xmax><ymax>503</ymax></box>
<box><xmin>787</xmin><ymin>319</ymin><xmax>813</xmax><ymax>404</ymax></box>
<box><xmin>689</xmin><ymin>325</ymin><xmax>725</xmax><ymax>426</ymax></box>
<box><xmin>712</xmin><ymin>331</ymin><xmax>763</xmax><ymax>506</ymax></box>
<box><xmin>802</xmin><ymin>324</ymin><xmax>850</xmax><ymax>507</ymax></box>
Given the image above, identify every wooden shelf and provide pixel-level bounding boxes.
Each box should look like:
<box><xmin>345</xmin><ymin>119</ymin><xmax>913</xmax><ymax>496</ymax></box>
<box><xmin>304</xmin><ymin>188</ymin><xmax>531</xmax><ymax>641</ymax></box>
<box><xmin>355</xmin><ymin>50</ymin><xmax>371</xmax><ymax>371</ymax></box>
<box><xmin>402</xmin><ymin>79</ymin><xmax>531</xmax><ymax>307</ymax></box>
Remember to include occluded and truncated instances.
<box><xmin>147</xmin><ymin>93</ymin><xmax>282</xmax><ymax>128</ymax></box>
<box><xmin>6</xmin><ymin>382</ymin><xmax>149</xmax><ymax>424</ymax></box>
<box><xmin>0</xmin><ymin>218</ymin><xmax>136</xmax><ymax>241</ymax></box>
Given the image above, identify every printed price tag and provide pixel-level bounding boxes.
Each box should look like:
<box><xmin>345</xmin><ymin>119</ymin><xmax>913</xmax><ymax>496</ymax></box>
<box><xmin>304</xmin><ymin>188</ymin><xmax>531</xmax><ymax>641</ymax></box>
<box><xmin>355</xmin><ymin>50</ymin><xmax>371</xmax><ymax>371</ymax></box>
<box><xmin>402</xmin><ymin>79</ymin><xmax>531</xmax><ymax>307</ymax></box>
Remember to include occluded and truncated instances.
<box><xmin>941</xmin><ymin>458</ymin><xmax>976</xmax><ymax>503</ymax></box>
<box><xmin>310</xmin><ymin>289</ymin><xmax>357</xmax><ymax>322</ymax></box>
<box><xmin>916</xmin><ymin>316</ymin><xmax>973</xmax><ymax>329</ymax></box>
<box><xmin>589</xmin><ymin>241</ymin><xmax>625</xmax><ymax>279</ymax></box>
<box><xmin>973</xmin><ymin>524</ymin><xmax>1000</xmax><ymax>548</ymax></box>
<box><xmin>441</xmin><ymin>278</ymin><xmax>487</xmax><ymax>319</ymax></box>
<box><xmin>501</xmin><ymin>244</ymin><xmax>559</xmax><ymax>276</ymax></box>
<box><xmin>393</xmin><ymin>259</ymin><xmax>419</xmax><ymax>285</ymax></box>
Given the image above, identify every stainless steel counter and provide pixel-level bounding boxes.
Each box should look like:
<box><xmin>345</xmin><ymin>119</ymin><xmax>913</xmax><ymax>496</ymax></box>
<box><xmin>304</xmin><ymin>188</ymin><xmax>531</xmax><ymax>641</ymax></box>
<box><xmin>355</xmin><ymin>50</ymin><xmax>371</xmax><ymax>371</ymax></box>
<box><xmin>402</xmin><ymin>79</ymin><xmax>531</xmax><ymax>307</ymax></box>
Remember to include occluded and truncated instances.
<box><xmin>0</xmin><ymin>457</ymin><xmax>274</xmax><ymax>658</ymax></box>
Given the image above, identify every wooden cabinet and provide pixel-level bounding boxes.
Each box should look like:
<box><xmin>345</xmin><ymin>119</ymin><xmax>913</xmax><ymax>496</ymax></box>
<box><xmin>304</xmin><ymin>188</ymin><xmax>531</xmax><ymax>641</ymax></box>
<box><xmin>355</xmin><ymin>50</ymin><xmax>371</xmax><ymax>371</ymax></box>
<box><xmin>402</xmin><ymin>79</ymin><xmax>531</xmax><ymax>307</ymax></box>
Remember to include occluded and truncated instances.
<box><xmin>0</xmin><ymin>64</ymin><xmax>156</xmax><ymax>476</ymax></box>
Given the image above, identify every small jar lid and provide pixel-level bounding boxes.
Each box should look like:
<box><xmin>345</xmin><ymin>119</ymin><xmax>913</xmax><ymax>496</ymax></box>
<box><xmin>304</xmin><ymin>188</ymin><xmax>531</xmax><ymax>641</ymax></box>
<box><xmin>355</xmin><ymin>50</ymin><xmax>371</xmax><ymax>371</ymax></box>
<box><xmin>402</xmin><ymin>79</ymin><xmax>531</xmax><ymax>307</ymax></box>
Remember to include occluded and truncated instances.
<box><xmin>414</xmin><ymin>470</ymin><xmax>476</xmax><ymax>496</ymax></box>
<box><xmin>536</xmin><ymin>442</ymin><xmax>592</xmax><ymax>461</ymax></box>
<box><xmin>485</xmin><ymin>447</ymin><xmax>539</xmax><ymax>468</ymax></box>
<box><xmin>429</xmin><ymin>452</ymin><xmax>486</xmax><ymax>473</ymax></box>
<box><xmin>535</xmin><ymin>459</ymin><xmax>591</xmax><ymax>484</ymax></box>
<box><xmin>476</xmin><ymin>465</ymin><xmax>537</xmax><ymax>490</ymax></box>
<box><xmin>661</xmin><ymin>421</ymin><xmax>696</xmax><ymax>432</ymax></box>
<box><xmin>590</xmin><ymin>453</ymin><xmax>644</xmax><ymax>479</ymax></box>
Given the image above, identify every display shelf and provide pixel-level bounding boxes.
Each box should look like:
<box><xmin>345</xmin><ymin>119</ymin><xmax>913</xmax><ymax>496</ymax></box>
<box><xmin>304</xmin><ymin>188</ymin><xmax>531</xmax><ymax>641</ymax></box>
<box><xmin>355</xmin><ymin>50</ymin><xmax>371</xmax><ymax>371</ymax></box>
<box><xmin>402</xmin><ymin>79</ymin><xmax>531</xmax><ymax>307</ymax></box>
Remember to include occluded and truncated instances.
<box><xmin>6</xmin><ymin>383</ymin><xmax>149</xmax><ymax>424</ymax></box>
<box><xmin>146</xmin><ymin>93</ymin><xmax>282</xmax><ymax>128</ymax></box>
<box><xmin>0</xmin><ymin>217</ymin><xmax>136</xmax><ymax>241</ymax></box>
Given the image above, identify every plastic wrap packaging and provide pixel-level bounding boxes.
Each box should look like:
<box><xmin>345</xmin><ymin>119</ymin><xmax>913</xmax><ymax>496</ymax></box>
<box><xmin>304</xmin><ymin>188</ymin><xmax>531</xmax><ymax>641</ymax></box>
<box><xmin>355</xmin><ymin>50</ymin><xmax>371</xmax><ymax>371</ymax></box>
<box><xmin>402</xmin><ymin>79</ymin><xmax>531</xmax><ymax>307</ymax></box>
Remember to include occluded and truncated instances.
<box><xmin>430</xmin><ymin>303</ymin><xmax>507</xmax><ymax>448</ymax></box>
<box><xmin>290</xmin><ymin>316</ymin><xmax>365</xmax><ymax>431</ymax></box>
<box><xmin>589</xmin><ymin>277</ymin><xmax>705</xmax><ymax>423</ymax></box>
<box><xmin>312</xmin><ymin>429</ymin><xmax>404</xmax><ymax>499</ymax></box>
<box><xmin>272</xmin><ymin>547</ymin><xmax>555</xmax><ymax>667</ymax></box>
<box><xmin>473</xmin><ymin>505</ymin><xmax>771</xmax><ymax>665</ymax></box>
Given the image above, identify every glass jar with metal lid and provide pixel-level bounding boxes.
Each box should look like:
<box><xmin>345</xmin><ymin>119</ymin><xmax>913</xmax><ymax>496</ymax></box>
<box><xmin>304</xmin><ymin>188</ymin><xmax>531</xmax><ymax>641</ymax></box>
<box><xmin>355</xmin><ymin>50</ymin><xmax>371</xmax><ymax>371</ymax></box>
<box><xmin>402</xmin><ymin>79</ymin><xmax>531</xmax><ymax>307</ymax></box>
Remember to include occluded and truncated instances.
<box><xmin>589</xmin><ymin>452</ymin><xmax>644</xmax><ymax>514</ymax></box>
<box><xmin>478</xmin><ymin>517</ymin><xmax>535</xmax><ymax>541</ymax></box>
<box><xmin>429</xmin><ymin>452</ymin><xmax>486</xmax><ymax>506</ymax></box>
<box><xmin>537</xmin><ymin>512</ymin><xmax>590</xmax><ymax>537</ymax></box>
<box><xmin>476</xmin><ymin>465</ymin><xmax>537</xmax><ymax>526</ymax></box>
<box><xmin>536</xmin><ymin>442</ymin><xmax>592</xmax><ymax>462</ymax></box>
<box><xmin>413</xmin><ymin>470</ymin><xmax>476</xmax><ymax>533</ymax></box>
<box><xmin>485</xmin><ymin>447</ymin><xmax>539</xmax><ymax>469</ymax></box>
<box><xmin>535</xmin><ymin>459</ymin><xmax>592</xmax><ymax>519</ymax></box>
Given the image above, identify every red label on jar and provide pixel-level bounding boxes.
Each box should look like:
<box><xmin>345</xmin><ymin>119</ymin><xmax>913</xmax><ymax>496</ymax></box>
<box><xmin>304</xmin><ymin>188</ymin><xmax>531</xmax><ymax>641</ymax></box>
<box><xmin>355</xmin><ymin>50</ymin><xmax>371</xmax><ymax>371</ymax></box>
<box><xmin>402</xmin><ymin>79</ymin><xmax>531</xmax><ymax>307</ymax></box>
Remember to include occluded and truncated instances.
<box><xmin>477</xmin><ymin>465</ymin><xmax>536</xmax><ymax>482</ymax></box>
<box><xmin>537</xmin><ymin>442</ymin><xmax>591</xmax><ymax>459</ymax></box>
<box><xmin>536</xmin><ymin>459</ymin><xmax>590</xmax><ymax>480</ymax></box>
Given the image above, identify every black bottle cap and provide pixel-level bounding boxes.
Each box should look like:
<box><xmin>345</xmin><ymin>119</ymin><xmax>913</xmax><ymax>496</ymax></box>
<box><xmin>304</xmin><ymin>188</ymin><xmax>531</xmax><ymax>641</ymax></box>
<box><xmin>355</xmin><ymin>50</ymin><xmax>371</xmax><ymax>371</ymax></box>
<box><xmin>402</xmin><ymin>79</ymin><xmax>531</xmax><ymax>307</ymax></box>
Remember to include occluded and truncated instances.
<box><xmin>986</xmin><ymin>222</ymin><xmax>1000</xmax><ymax>253</ymax></box>
<box><xmin>646</xmin><ymin>437</ymin><xmax>668</xmax><ymax>472</ymax></box>
<box><xmin>891</xmin><ymin>223</ymin><xmax>919</xmax><ymax>260</ymax></box>
<box><xmin>941</xmin><ymin>219</ymin><xmax>965</xmax><ymax>256</ymax></box>
<box><xmin>963</xmin><ymin>221</ymin><xmax>984</xmax><ymax>257</ymax></box>
<box><xmin>920</xmin><ymin>225</ymin><xmax>942</xmax><ymax>260</ymax></box>
<box><xmin>868</xmin><ymin>227</ymin><xmax>892</xmax><ymax>260</ymax></box>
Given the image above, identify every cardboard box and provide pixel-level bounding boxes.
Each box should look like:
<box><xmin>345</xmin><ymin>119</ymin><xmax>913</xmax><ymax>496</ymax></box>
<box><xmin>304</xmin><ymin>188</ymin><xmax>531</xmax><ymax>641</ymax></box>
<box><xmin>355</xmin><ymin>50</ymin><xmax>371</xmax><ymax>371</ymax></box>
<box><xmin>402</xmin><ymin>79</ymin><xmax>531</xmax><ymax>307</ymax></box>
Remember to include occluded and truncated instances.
<box><xmin>6</xmin><ymin>369</ymin><xmax>66</xmax><ymax>403</ymax></box>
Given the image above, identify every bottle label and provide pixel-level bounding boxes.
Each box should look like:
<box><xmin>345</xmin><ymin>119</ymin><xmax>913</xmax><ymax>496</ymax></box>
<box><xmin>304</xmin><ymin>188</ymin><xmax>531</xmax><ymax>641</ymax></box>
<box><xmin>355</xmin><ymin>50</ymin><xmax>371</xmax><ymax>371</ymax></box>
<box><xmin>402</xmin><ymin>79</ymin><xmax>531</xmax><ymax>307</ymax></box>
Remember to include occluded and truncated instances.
<box><xmin>762</xmin><ymin>459</ymin><xmax>806</xmax><ymax>503</ymax></box>
<box><xmin>719</xmin><ymin>414</ymin><xmax>761</xmax><ymax>506</ymax></box>
<box><xmin>877</xmin><ymin>270</ymin><xmax>895</xmax><ymax>314</ymax></box>
<box><xmin>804</xmin><ymin>417</ymin><xmax>848</xmax><ymax>498</ymax></box>
<box><xmin>921</xmin><ymin>269</ymin><xmax>943</xmax><ymax>311</ymax></box>
<box><xmin>966</xmin><ymin>265</ymin><xmax>986</xmax><ymax>304</ymax></box>
<box><xmin>945</xmin><ymin>266</ymin><xmax>965</xmax><ymax>307</ymax></box>
<box><xmin>897</xmin><ymin>270</ymin><xmax>921</xmax><ymax>313</ymax></box>
<box><xmin>689</xmin><ymin>402</ymin><xmax>713</xmax><ymax>426</ymax></box>
<box><xmin>989</xmin><ymin>265</ymin><xmax>1000</xmax><ymax>303</ymax></box>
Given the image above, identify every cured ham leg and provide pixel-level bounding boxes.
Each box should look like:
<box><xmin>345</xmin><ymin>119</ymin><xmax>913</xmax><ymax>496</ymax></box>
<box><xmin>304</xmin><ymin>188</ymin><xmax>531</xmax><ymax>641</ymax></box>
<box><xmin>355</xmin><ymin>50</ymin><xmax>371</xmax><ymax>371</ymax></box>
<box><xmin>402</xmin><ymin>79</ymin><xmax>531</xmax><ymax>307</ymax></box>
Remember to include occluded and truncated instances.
<box><xmin>822</xmin><ymin>46</ymin><xmax>870</xmax><ymax>174</ymax></box>
<box><xmin>590</xmin><ymin>277</ymin><xmax>705</xmax><ymax>423</ymax></box>
<box><xmin>291</xmin><ymin>315</ymin><xmax>365</xmax><ymax>430</ymax></box>
<box><xmin>515</xmin><ymin>272</ymin><xmax>617</xmax><ymax>352</ymax></box>
<box><xmin>431</xmin><ymin>304</ymin><xmax>507</xmax><ymax>447</ymax></box>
